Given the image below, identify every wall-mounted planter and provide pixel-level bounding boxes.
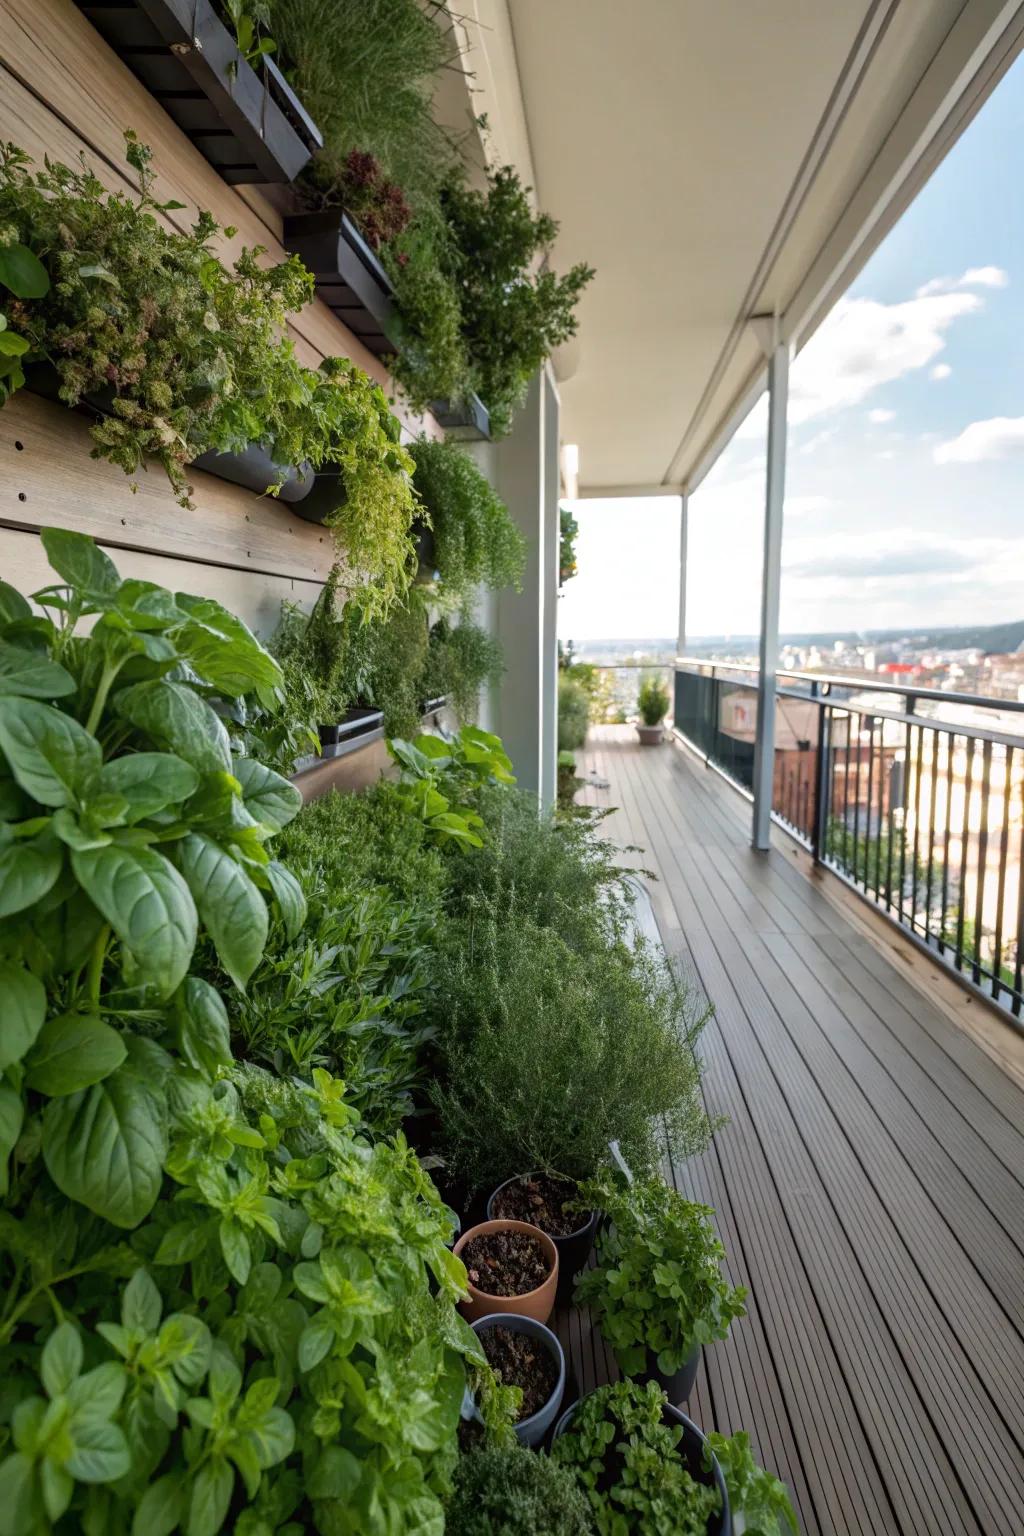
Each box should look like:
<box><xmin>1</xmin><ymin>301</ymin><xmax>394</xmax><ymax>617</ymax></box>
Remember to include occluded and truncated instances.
<box><xmin>74</xmin><ymin>0</ymin><xmax>320</xmax><ymax>184</ymax></box>
<box><xmin>420</xmin><ymin>696</ymin><xmax>447</xmax><ymax>718</ymax></box>
<box><xmin>283</xmin><ymin>211</ymin><xmax>397</xmax><ymax>359</ymax></box>
<box><xmin>317</xmin><ymin>707</ymin><xmax>385</xmax><ymax>758</ymax></box>
<box><xmin>23</xmin><ymin>364</ymin><xmax>309</xmax><ymax>503</ymax></box>
<box><xmin>288</xmin><ymin>466</ymin><xmax>345</xmax><ymax>527</ymax></box>
<box><xmin>430</xmin><ymin>392</ymin><xmax>491</xmax><ymax>442</ymax></box>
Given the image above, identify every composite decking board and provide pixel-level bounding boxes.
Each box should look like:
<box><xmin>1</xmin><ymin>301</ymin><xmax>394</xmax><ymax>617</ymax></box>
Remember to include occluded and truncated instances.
<box><xmin>627</xmin><ymin>744</ymin><xmax>1024</xmax><ymax>1530</ymax></box>
<box><xmin>611</xmin><ymin>760</ymin><xmax>897</xmax><ymax>1535</ymax></box>
<box><xmin>617</xmin><ymin>752</ymin><xmax>981</xmax><ymax>1535</ymax></box>
<box><xmin>576</xmin><ymin>729</ymin><xmax>1024</xmax><ymax>1535</ymax></box>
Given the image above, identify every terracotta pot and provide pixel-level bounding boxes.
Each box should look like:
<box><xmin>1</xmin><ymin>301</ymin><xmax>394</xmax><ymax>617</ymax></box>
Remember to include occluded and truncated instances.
<box><xmin>636</xmin><ymin>722</ymin><xmax>664</xmax><ymax>745</ymax></box>
<box><xmin>453</xmin><ymin>1219</ymin><xmax>558</xmax><ymax>1325</ymax></box>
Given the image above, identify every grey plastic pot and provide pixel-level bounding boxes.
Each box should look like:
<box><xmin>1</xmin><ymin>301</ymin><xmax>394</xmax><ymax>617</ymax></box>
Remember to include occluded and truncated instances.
<box><xmin>486</xmin><ymin>1173</ymin><xmax>599</xmax><ymax>1303</ymax></box>
<box><xmin>471</xmin><ymin>1314</ymin><xmax>565</xmax><ymax>1448</ymax></box>
<box><xmin>552</xmin><ymin>1394</ymin><xmax>731</xmax><ymax>1535</ymax></box>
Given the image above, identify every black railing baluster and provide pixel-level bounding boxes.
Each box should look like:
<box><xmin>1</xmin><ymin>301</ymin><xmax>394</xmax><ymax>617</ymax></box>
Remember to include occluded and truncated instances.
<box><xmin>924</xmin><ymin>727</ymin><xmax>938</xmax><ymax>940</ymax></box>
<box><xmin>872</xmin><ymin>716</ymin><xmax>884</xmax><ymax>901</ymax></box>
<box><xmin>897</xmin><ymin>714</ymin><xmax>910</xmax><ymax>926</ymax></box>
<box><xmin>841</xmin><ymin>713</ymin><xmax>852</xmax><ymax>871</ymax></box>
<box><xmin>910</xmin><ymin>722</ymin><xmax>924</xmax><ymax>938</ymax></box>
<box><xmin>1013</xmin><ymin>772</ymin><xmax>1024</xmax><ymax>1017</ymax></box>
<box><xmin>992</xmin><ymin>745</ymin><xmax>1011</xmax><ymax>1004</ymax></box>
<box><xmin>973</xmin><ymin>739</ymin><xmax>992</xmax><ymax>988</ymax></box>
<box><xmin>852</xmin><ymin>712</ymin><xmax>863</xmax><ymax>888</ymax></box>
<box><xmin>955</xmin><ymin>737</ymin><xmax>976</xmax><ymax>975</ymax></box>
<box><xmin>939</xmin><ymin>732</ymin><xmax>953</xmax><ymax>957</ymax></box>
<box><xmin>812</xmin><ymin>698</ymin><xmax>830</xmax><ymax>864</ymax></box>
<box><xmin>863</xmin><ymin>714</ymin><xmax>876</xmax><ymax>890</ymax></box>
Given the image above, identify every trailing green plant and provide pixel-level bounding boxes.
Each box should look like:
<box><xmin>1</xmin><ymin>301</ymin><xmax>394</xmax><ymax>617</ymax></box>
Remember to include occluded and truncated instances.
<box><xmin>638</xmin><ymin>676</ymin><xmax>670</xmax><ymax>727</ymax></box>
<box><xmin>430</xmin><ymin>909</ymin><xmax>713</xmax><ymax>1191</ymax></box>
<box><xmin>410</xmin><ymin>438</ymin><xmax>525</xmax><ymax>598</ymax></box>
<box><xmin>269</xmin><ymin>563</ymin><xmax>348</xmax><ymax>742</ymax></box>
<box><xmin>335</xmin><ymin>587</ymin><xmax>431</xmax><ymax>739</ymax></box>
<box><xmin>438</xmin><ymin>167</ymin><xmax>595</xmax><ymax>435</ymax></box>
<box><xmin>552</xmin><ymin>1380</ymin><xmax>721</xmax><ymax>1536</ymax></box>
<box><xmin>560</xmin><ymin>506</ymin><xmax>578</xmax><ymax>584</ymax></box>
<box><xmin>388</xmin><ymin>726</ymin><xmax>515</xmax><ymax>849</ymax></box>
<box><xmin>421</xmin><ymin>615</ymin><xmax>505</xmax><ymax>723</ymax></box>
<box><xmin>574</xmin><ymin>1176</ymin><xmax>747</xmax><ymax>1377</ymax></box>
<box><xmin>559</xmin><ymin>673</ymin><xmax>590</xmax><ymax>751</ymax></box>
<box><xmin>703</xmin><ymin>1433</ymin><xmax>799</xmax><ymax>1536</ymax></box>
<box><xmin>0</xmin><ymin>138</ymin><xmax>417</xmax><ymax>615</ymax></box>
<box><xmin>446</xmin><ymin>1443</ymin><xmax>596</xmax><ymax>1535</ymax></box>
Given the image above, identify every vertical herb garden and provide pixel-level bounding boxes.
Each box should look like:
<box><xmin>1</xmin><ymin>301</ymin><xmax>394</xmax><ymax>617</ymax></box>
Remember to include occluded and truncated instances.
<box><xmin>0</xmin><ymin>2</ymin><xmax>800</xmax><ymax>1531</ymax></box>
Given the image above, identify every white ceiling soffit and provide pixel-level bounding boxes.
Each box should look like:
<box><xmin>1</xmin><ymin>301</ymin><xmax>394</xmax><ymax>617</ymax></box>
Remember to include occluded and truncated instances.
<box><xmin>496</xmin><ymin>0</ymin><xmax>1024</xmax><ymax>495</ymax></box>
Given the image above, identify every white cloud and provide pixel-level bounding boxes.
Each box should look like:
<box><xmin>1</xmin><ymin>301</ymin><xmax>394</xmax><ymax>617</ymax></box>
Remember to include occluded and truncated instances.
<box><xmin>916</xmin><ymin>265</ymin><xmax>1008</xmax><ymax>297</ymax></box>
<box><xmin>790</xmin><ymin>291</ymin><xmax>981</xmax><ymax>424</ymax></box>
<box><xmin>930</xmin><ymin>363</ymin><xmax>952</xmax><ymax>380</ymax></box>
<box><xmin>797</xmin><ymin>427</ymin><xmax>837</xmax><ymax>457</ymax></box>
<box><xmin>868</xmin><ymin>408</ymin><xmax>895</xmax><ymax>424</ymax></box>
<box><xmin>784</xmin><ymin>530</ymin><xmax>1024</xmax><ymax>584</ymax></box>
<box><xmin>934</xmin><ymin>416</ymin><xmax>1024</xmax><ymax>465</ymax></box>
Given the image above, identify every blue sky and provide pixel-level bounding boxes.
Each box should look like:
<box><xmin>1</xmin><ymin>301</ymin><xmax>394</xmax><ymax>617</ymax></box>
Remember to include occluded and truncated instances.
<box><xmin>559</xmin><ymin>54</ymin><xmax>1024</xmax><ymax>644</ymax></box>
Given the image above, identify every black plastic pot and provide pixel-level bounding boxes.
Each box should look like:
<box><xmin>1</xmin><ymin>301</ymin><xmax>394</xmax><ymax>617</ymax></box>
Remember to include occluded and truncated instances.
<box><xmin>414</xmin><ymin>521</ymin><xmax>437</xmax><ymax>576</ymax></box>
<box><xmin>420</xmin><ymin>697</ymin><xmax>447</xmax><ymax>718</ymax></box>
<box><xmin>74</xmin><ymin>0</ymin><xmax>321</xmax><ymax>184</ymax></box>
<box><xmin>487</xmin><ymin>1173</ymin><xmax>599</xmax><ymax>1304</ymax></box>
<box><xmin>283</xmin><ymin>211</ymin><xmax>397</xmax><ymax>359</ymax></box>
<box><xmin>430</xmin><ymin>392</ymin><xmax>491</xmax><ymax>441</ymax></box>
<box><xmin>636</xmin><ymin>1345</ymin><xmax>700</xmax><ymax>1406</ymax></box>
<box><xmin>289</xmin><ymin>466</ymin><xmax>346</xmax><ymax>526</ymax></box>
<box><xmin>24</xmin><ymin>364</ymin><xmax>311</xmax><ymax>502</ymax></box>
<box><xmin>552</xmin><ymin>1395</ymin><xmax>731</xmax><ymax>1536</ymax></box>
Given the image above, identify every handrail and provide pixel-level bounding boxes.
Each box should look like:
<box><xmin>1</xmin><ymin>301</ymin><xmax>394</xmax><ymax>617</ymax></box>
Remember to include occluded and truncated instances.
<box><xmin>674</xmin><ymin>656</ymin><xmax>1024</xmax><ymax>715</ymax></box>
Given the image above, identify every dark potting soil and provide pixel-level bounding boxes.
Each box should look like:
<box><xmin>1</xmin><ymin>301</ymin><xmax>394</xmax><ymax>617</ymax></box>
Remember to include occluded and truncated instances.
<box><xmin>491</xmin><ymin>1173</ymin><xmax>587</xmax><ymax>1239</ymax></box>
<box><xmin>479</xmin><ymin>1326</ymin><xmax>557</xmax><ymax>1421</ymax></box>
<box><xmin>462</xmin><ymin>1230</ymin><xmax>551</xmax><ymax>1296</ymax></box>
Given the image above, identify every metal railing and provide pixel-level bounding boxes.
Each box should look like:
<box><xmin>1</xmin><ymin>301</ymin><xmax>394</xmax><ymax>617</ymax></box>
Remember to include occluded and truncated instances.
<box><xmin>674</xmin><ymin>660</ymin><xmax>1024</xmax><ymax>1020</ymax></box>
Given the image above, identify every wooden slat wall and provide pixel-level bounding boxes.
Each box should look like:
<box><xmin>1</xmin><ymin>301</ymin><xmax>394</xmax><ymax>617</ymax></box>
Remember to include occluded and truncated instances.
<box><xmin>0</xmin><ymin>0</ymin><xmax>440</xmax><ymax>628</ymax></box>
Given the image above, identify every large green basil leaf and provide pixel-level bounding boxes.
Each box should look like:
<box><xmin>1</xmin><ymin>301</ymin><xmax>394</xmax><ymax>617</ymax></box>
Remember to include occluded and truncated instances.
<box><xmin>265</xmin><ymin>861</ymin><xmax>307</xmax><ymax>941</ymax></box>
<box><xmin>173</xmin><ymin>595</ymin><xmax>282</xmax><ymax>702</ymax></box>
<box><xmin>42</xmin><ymin>1047</ymin><xmax>166</xmax><ymax>1227</ymax></box>
<box><xmin>0</xmin><ymin>960</ymin><xmax>46</xmax><ymax>1069</ymax></box>
<box><xmin>187</xmin><ymin>1458</ymin><xmax>234</xmax><ymax>1536</ymax></box>
<box><xmin>0</xmin><ymin>827</ymin><xmax>63</xmax><ymax>917</ymax></box>
<box><xmin>96</xmin><ymin>753</ymin><xmax>199</xmax><ymax>824</ymax></box>
<box><xmin>0</xmin><ymin>1083</ymin><xmax>23</xmax><ymax>1197</ymax></box>
<box><xmin>0</xmin><ymin>697</ymin><xmax>101</xmax><ymax>807</ymax></box>
<box><xmin>0</xmin><ymin>243</ymin><xmax>49</xmax><ymax>299</ymax></box>
<box><xmin>0</xmin><ymin>580</ymin><xmax>32</xmax><ymax>628</ymax></box>
<box><xmin>40</xmin><ymin>528</ymin><xmax>119</xmax><ymax>596</ymax></box>
<box><xmin>0</xmin><ymin>642</ymin><xmax>75</xmax><ymax>700</ymax></box>
<box><xmin>232</xmin><ymin>757</ymin><xmax>302</xmax><ymax>833</ymax></box>
<box><xmin>25</xmin><ymin>1013</ymin><xmax>127</xmax><ymax>1096</ymax></box>
<box><xmin>176</xmin><ymin>834</ymin><xmax>266</xmax><ymax>991</ymax></box>
<box><xmin>71</xmin><ymin>844</ymin><xmax>197</xmax><ymax>1000</ymax></box>
<box><xmin>173</xmin><ymin>977</ymin><xmax>231</xmax><ymax>1079</ymax></box>
<box><xmin>115</xmin><ymin>681</ymin><xmax>231</xmax><ymax>775</ymax></box>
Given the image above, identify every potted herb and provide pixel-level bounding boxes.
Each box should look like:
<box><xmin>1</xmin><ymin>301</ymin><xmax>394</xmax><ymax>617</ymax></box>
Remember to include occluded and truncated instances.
<box><xmin>470</xmin><ymin>1314</ymin><xmax>566</xmax><ymax>1447</ymax></box>
<box><xmin>574</xmin><ymin>1177</ymin><xmax>746</xmax><ymax>1404</ymax></box>
<box><xmin>637</xmin><ymin>676</ymin><xmax>670</xmax><ymax>744</ymax></box>
<box><xmin>446</xmin><ymin>1443</ymin><xmax>595</xmax><ymax>1535</ymax></box>
<box><xmin>552</xmin><ymin>1380</ymin><xmax>731</xmax><ymax>1536</ymax></box>
<box><xmin>557</xmin><ymin>749</ymin><xmax>580</xmax><ymax>809</ymax></box>
<box><xmin>453</xmin><ymin>1219</ymin><xmax>558</xmax><ymax>1325</ymax></box>
<box><xmin>74</xmin><ymin>0</ymin><xmax>321</xmax><ymax>184</ymax></box>
<box><xmin>420</xmin><ymin>616</ymin><xmax>505</xmax><ymax>724</ymax></box>
<box><xmin>487</xmin><ymin>1172</ymin><xmax>599</xmax><ymax>1301</ymax></box>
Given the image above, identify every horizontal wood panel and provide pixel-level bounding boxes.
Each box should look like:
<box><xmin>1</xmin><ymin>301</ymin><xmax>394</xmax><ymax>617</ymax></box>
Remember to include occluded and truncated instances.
<box><xmin>1</xmin><ymin>526</ymin><xmax>320</xmax><ymax>638</ymax></box>
<box><xmin>0</xmin><ymin>392</ymin><xmax>336</xmax><ymax>583</ymax></box>
<box><xmin>0</xmin><ymin>0</ymin><xmax>442</xmax><ymax>440</ymax></box>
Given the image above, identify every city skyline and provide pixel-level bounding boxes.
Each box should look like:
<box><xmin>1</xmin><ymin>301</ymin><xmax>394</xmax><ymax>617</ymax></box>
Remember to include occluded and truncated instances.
<box><xmin>559</xmin><ymin>49</ymin><xmax>1024</xmax><ymax>645</ymax></box>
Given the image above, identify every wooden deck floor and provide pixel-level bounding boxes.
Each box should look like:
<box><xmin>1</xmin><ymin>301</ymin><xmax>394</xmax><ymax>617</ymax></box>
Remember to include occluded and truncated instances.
<box><xmin>557</xmin><ymin>725</ymin><xmax>1024</xmax><ymax>1536</ymax></box>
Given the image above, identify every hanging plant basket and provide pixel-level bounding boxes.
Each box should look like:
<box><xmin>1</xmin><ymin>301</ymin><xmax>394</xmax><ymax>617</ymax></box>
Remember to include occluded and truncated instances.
<box><xmin>73</xmin><ymin>0</ymin><xmax>321</xmax><ymax>184</ymax></box>
<box><xmin>23</xmin><ymin>363</ymin><xmax>313</xmax><ymax>503</ymax></box>
<box><xmin>429</xmin><ymin>392</ymin><xmax>491</xmax><ymax>442</ymax></box>
<box><xmin>283</xmin><ymin>211</ymin><xmax>397</xmax><ymax>360</ymax></box>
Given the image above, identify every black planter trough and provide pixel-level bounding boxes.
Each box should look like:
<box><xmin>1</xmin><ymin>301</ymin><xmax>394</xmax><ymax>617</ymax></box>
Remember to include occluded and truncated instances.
<box><xmin>317</xmin><ymin>707</ymin><xmax>385</xmax><ymax>758</ymax></box>
<box><xmin>552</xmin><ymin>1395</ymin><xmax>731</xmax><ymax>1535</ymax></box>
<box><xmin>430</xmin><ymin>392</ymin><xmax>491</xmax><ymax>441</ymax></box>
<box><xmin>283</xmin><ymin>211</ymin><xmax>397</xmax><ymax>360</ymax></box>
<box><xmin>73</xmin><ymin>0</ymin><xmax>321</xmax><ymax>184</ymax></box>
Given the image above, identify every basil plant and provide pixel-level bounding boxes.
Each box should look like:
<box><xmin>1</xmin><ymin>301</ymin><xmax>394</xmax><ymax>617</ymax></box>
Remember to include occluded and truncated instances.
<box><xmin>0</xmin><ymin>527</ymin><xmax>306</xmax><ymax>1224</ymax></box>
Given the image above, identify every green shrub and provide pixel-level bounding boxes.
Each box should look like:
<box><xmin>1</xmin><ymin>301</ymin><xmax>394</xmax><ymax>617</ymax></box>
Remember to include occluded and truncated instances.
<box><xmin>336</xmin><ymin>586</ymin><xmax>431</xmax><ymax>738</ymax></box>
<box><xmin>430</xmin><ymin>911</ymin><xmax>713</xmax><ymax>1190</ymax></box>
<box><xmin>552</xmin><ymin>1380</ymin><xmax>721</xmax><ymax>1536</ymax></box>
<box><xmin>560</xmin><ymin>506</ymin><xmax>579</xmax><ymax>584</ymax></box>
<box><xmin>574</xmin><ymin>1176</ymin><xmax>747</xmax><ymax>1376</ymax></box>
<box><xmin>422</xmin><ymin>615</ymin><xmax>505</xmax><ymax>722</ymax></box>
<box><xmin>704</xmin><ymin>1433</ymin><xmax>799</xmax><ymax>1536</ymax></box>
<box><xmin>558</xmin><ymin>674</ymin><xmax>591</xmax><ymax>750</ymax></box>
<box><xmin>410</xmin><ymin>438</ymin><xmax>525</xmax><ymax>597</ymax></box>
<box><xmin>638</xmin><ymin>676</ymin><xmax>670</xmax><ymax>726</ymax></box>
<box><xmin>447</xmin><ymin>1444</ymin><xmax>595</xmax><ymax>1535</ymax></box>
<box><xmin>0</xmin><ymin>141</ymin><xmax>417</xmax><ymax>616</ymax></box>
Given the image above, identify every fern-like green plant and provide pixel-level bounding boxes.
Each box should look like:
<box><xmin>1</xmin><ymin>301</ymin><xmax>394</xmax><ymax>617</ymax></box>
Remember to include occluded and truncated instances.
<box><xmin>411</xmin><ymin>437</ymin><xmax>525</xmax><ymax>598</ymax></box>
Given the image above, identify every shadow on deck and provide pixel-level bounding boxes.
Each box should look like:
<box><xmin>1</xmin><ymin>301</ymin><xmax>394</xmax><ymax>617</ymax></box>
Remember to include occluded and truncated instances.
<box><xmin>555</xmin><ymin>724</ymin><xmax>1024</xmax><ymax>1536</ymax></box>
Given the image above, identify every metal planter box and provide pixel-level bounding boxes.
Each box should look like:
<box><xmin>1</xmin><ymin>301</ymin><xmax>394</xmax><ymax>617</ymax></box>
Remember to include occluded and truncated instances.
<box><xmin>282</xmin><ymin>211</ymin><xmax>398</xmax><ymax>359</ymax></box>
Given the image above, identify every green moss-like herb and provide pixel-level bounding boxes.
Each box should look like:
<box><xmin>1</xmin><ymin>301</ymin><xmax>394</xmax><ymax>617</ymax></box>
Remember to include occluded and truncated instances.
<box><xmin>410</xmin><ymin>437</ymin><xmax>525</xmax><ymax>597</ymax></box>
<box><xmin>447</xmin><ymin>1445</ymin><xmax>595</xmax><ymax>1535</ymax></box>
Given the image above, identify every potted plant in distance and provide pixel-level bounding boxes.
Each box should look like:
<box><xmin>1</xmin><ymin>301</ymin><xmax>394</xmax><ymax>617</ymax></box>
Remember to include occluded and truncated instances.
<box><xmin>574</xmin><ymin>1176</ymin><xmax>746</xmax><ymax>1404</ymax></box>
<box><xmin>552</xmin><ymin>1380</ymin><xmax>731</xmax><ymax>1536</ymax></box>
<box><xmin>637</xmin><ymin>676</ymin><xmax>670</xmax><ymax>744</ymax></box>
<box><xmin>453</xmin><ymin>1219</ymin><xmax>558</xmax><ymax>1325</ymax></box>
<box><xmin>487</xmin><ymin>1172</ymin><xmax>600</xmax><ymax>1302</ymax></box>
<box><xmin>470</xmin><ymin>1314</ymin><xmax>566</xmax><ymax>1447</ymax></box>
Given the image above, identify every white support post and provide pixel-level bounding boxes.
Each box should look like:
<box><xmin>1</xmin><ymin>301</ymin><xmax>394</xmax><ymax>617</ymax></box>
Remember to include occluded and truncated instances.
<box><xmin>676</xmin><ymin>493</ymin><xmax>689</xmax><ymax>656</ymax></box>
<box><xmin>751</xmin><ymin>335</ymin><xmax>790</xmax><ymax>851</ymax></box>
